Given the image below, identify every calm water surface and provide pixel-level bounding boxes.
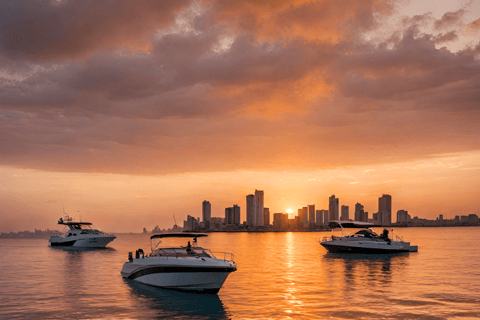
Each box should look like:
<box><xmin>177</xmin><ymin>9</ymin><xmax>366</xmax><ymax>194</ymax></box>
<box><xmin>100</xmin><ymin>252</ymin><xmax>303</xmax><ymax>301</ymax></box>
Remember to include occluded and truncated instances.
<box><xmin>1</xmin><ymin>227</ymin><xmax>479</xmax><ymax>319</ymax></box>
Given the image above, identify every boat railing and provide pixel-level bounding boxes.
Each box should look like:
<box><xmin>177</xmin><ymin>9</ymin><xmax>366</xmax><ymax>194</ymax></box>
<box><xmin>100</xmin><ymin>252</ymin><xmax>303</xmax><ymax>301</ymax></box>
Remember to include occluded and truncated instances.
<box><xmin>151</xmin><ymin>248</ymin><xmax>214</xmax><ymax>259</ymax></box>
<box><xmin>212</xmin><ymin>252</ymin><xmax>235</xmax><ymax>262</ymax></box>
<box><xmin>320</xmin><ymin>235</ymin><xmax>337</xmax><ymax>242</ymax></box>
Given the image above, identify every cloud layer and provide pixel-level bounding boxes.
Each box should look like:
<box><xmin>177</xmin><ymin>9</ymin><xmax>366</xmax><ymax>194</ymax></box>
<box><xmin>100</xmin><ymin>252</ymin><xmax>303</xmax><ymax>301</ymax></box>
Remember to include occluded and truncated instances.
<box><xmin>1</xmin><ymin>0</ymin><xmax>479</xmax><ymax>175</ymax></box>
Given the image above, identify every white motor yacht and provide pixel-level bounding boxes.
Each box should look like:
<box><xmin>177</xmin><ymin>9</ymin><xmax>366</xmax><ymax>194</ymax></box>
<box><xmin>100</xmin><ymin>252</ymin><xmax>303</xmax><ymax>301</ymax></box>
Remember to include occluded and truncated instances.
<box><xmin>320</xmin><ymin>227</ymin><xmax>418</xmax><ymax>253</ymax></box>
<box><xmin>49</xmin><ymin>217</ymin><xmax>116</xmax><ymax>248</ymax></box>
<box><xmin>121</xmin><ymin>233</ymin><xmax>236</xmax><ymax>294</ymax></box>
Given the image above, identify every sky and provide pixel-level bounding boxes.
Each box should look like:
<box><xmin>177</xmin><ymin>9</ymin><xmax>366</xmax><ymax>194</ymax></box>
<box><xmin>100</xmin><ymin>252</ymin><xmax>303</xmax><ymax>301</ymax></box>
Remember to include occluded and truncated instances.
<box><xmin>1</xmin><ymin>0</ymin><xmax>479</xmax><ymax>233</ymax></box>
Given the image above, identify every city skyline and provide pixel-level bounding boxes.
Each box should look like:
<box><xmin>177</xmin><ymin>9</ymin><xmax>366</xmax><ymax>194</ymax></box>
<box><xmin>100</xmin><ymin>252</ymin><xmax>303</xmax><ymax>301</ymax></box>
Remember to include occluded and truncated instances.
<box><xmin>1</xmin><ymin>1</ymin><xmax>479</xmax><ymax>233</ymax></box>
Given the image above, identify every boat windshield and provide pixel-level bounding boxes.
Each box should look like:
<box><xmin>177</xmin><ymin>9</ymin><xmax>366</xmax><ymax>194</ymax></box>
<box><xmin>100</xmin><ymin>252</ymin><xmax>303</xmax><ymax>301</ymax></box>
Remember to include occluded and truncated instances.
<box><xmin>352</xmin><ymin>229</ymin><xmax>379</xmax><ymax>238</ymax></box>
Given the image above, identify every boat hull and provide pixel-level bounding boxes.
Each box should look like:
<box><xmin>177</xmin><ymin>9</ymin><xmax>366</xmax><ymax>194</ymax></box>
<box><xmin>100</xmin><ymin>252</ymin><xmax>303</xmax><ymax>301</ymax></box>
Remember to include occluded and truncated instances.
<box><xmin>49</xmin><ymin>235</ymin><xmax>116</xmax><ymax>248</ymax></box>
<box><xmin>121</xmin><ymin>259</ymin><xmax>236</xmax><ymax>293</ymax></box>
<box><xmin>321</xmin><ymin>242</ymin><xmax>411</xmax><ymax>253</ymax></box>
<box><xmin>320</xmin><ymin>239</ymin><xmax>417</xmax><ymax>253</ymax></box>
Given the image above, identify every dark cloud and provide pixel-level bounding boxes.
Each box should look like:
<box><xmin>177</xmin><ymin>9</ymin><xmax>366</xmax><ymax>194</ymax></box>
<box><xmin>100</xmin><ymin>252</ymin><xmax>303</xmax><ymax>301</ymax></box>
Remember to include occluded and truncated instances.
<box><xmin>0</xmin><ymin>0</ymin><xmax>479</xmax><ymax>175</ymax></box>
<box><xmin>0</xmin><ymin>0</ymin><xmax>191</xmax><ymax>61</ymax></box>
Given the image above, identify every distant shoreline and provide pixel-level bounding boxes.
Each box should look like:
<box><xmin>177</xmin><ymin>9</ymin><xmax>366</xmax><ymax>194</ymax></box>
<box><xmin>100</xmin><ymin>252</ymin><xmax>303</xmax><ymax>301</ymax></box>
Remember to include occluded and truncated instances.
<box><xmin>2</xmin><ymin>224</ymin><xmax>479</xmax><ymax>239</ymax></box>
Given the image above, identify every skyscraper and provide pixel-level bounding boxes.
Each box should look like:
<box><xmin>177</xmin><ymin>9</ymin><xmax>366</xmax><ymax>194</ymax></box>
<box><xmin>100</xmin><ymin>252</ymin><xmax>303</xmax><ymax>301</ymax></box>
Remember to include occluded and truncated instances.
<box><xmin>354</xmin><ymin>203</ymin><xmax>364</xmax><ymax>222</ymax></box>
<box><xmin>246</xmin><ymin>194</ymin><xmax>258</xmax><ymax>226</ymax></box>
<box><xmin>341</xmin><ymin>205</ymin><xmax>349</xmax><ymax>221</ymax></box>
<box><xmin>202</xmin><ymin>200</ymin><xmax>211</xmax><ymax>225</ymax></box>
<box><xmin>316</xmin><ymin>210</ymin><xmax>323</xmax><ymax>225</ymax></box>
<box><xmin>225</xmin><ymin>207</ymin><xmax>232</xmax><ymax>225</ymax></box>
<box><xmin>302</xmin><ymin>206</ymin><xmax>308</xmax><ymax>226</ymax></box>
<box><xmin>263</xmin><ymin>208</ymin><xmax>270</xmax><ymax>225</ymax></box>
<box><xmin>255</xmin><ymin>189</ymin><xmax>264</xmax><ymax>226</ymax></box>
<box><xmin>379</xmin><ymin>194</ymin><xmax>392</xmax><ymax>225</ymax></box>
<box><xmin>308</xmin><ymin>204</ymin><xmax>315</xmax><ymax>225</ymax></box>
<box><xmin>329</xmin><ymin>195</ymin><xmax>339</xmax><ymax>221</ymax></box>
<box><xmin>233</xmin><ymin>204</ymin><xmax>241</xmax><ymax>225</ymax></box>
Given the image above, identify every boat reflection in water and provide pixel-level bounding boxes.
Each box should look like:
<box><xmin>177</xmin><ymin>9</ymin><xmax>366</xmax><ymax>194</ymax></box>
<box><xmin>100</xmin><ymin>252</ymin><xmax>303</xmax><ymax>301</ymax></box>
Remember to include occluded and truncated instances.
<box><xmin>126</xmin><ymin>280</ymin><xmax>230</xmax><ymax>319</ymax></box>
<box><xmin>323</xmin><ymin>252</ymin><xmax>410</xmax><ymax>287</ymax></box>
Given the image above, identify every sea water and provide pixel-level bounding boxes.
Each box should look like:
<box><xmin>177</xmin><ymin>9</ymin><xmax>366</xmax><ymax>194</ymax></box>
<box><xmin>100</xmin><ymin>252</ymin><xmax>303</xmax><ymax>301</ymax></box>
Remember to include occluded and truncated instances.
<box><xmin>0</xmin><ymin>227</ymin><xmax>479</xmax><ymax>319</ymax></box>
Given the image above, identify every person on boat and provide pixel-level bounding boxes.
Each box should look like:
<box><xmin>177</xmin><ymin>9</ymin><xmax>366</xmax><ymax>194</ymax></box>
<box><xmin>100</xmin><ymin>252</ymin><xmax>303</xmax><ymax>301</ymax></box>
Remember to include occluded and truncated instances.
<box><xmin>186</xmin><ymin>241</ymin><xmax>194</xmax><ymax>254</ymax></box>
<box><xmin>381</xmin><ymin>229</ymin><xmax>391</xmax><ymax>243</ymax></box>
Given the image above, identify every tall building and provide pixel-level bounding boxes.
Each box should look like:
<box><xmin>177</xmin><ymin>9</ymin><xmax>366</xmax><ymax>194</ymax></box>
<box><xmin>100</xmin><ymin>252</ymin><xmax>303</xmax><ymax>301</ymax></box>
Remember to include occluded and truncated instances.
<box><xmin>246</xmin><ymin>194</ymin><xmax>258</xmax><ymax>226</ymax></box>
<box><xmin>329</xmin><ymin>195</ymin><xmax>339</xmax><ymax>221</ymax></box>
<box><xmin>184</xmin><ymin>215</ymin><xmax>198</xmax><ymax>231</ymax></box>
<box><xmin>225</xmin><ymin>207</ymin><xmax>234</xmax><ymax>225</ymax></box>
<box><xmin>315</xmin><ymin>210</ymin><xmax>323</xmax><ymax>225</ymax></box>
<box><xmin>379</xmin><ymin>194</ymin><xmax>392</xmax><ymax>225</ymax></box>
<box><xmin>354</xmin><ymin>203</ymin><xmax>364</xmax><ymax>221</ymax></box>
<box><xmin>202</xmin><ymin>200</ymin><xmax>211</xmax><ymax>226</ymax></box>
<box><xmin>323</xmin><ymin>210</ymin><xmax>329</xmax><ymax>226</ymax></box>
<box><xmin>264</xmin><ymin>208</ymin><xmax>270</xmax><ymax>225</ymax></box>
<box><xmin>397</xmin><ymin>210</ymin><xmax>410</xmax><ymax>224</ymax></box>
<box><xmin>255</xmin><ymin>190</ymin><xmax>264</xmax><ymax>226</ymax></box>
<box><xmin>302</xmin><ymin>206</ymin><xmax>308</xmax><ymax>226</ymax></box>
<box><xmin>308</xmin><ymin>205</ymin><xmax>315</xmax><ymax>224</ymax></box>
<box><xmin>233</xmin><ymin>204</ymin><xmax>241</xmax><ymax>225</ymax></box>
<box><xmin>341</xmin><ymin>205</ymin><xmax>349</xmax><ymax>221</ymax></box>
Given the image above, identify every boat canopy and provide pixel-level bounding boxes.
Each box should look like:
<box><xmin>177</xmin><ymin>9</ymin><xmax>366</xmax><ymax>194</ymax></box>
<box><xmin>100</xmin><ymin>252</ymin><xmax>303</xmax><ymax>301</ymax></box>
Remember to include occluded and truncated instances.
<box><xmin>150</xmin><ymin>233</ymin><xmax>208</xmax><ymax>240</ymax></box>
<box><xmin>328</xmin><ymin>221</ymin><xmax>376</xmax><ymax>228</ymax></box>
<box><xmin>60</xmin><ymin>222</ymin><xmax>93</xmax><ymax>226</ymax></box>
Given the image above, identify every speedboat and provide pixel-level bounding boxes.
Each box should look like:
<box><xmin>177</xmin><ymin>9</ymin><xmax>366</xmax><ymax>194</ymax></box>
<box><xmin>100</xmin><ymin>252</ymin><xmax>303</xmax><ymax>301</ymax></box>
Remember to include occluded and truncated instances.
<box><xmin>320</xmin><ymin>227</ymin><xmax>418</xmax><ymax>253</ymax></box>
<box><xmin>49</xmin><ymin>216</ymin><xmax>116</xmax><ymax>248</ymax></box>
<box><xmin>121</xmin><ymin>233</ymin><xmax>236</xmax><ymax>294</ymax></box>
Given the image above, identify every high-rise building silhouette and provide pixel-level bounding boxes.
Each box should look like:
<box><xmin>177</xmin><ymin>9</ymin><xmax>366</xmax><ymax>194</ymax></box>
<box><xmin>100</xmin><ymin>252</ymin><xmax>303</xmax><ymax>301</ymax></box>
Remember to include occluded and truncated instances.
<box><xmin>233</xmin><ymin>204</ymin><xmax>240</xmax><ymax>225</ymax></box>
<box><xmin>255</xmin><ymin>190</ymin><xmax>264</xmax><ymax>226</ymax></box>
<box><xmin>246</xmin><ymin>194</ymin><xmax>258</xmax><ymax>226</ymax></box>
<box><xmin>329</xmin><ymin>195</ymin><xmax>339</xmax><ymax>221</ymax></box>
<box><xmin>202</xmin><ymin>200</ymin><xmax>211</xmax><ymax>225</ymax></box>
<box><xmin>397</xmin><ymin>209</ymin><xmax>410</xmax><ymax>224</ymax></box>
<box><xmin>354</xmin><ymin>203</ymin><xmax>364</xmax><ymax>222</ymax></box>
<box><xmin>264</xmin><ymin>208</ymin><xmax>270</xmax><ymax>225</ymax></box>
<box><xmin>316</xmin><ymin>210</ymin><xmax>323</xmax><ymax>225</ymax></box>
<box><xmin>302</xmin><ymin>206</ymin><xmax>308</xmax><ymax>227</ymax></box>
<box><xmin>341</xmin><ymin>205</ymin><xmax>349</xmax><ymax>221</ymax></box>
<box><xmin>379</xmin><ymin>194</ymin><xmax>392</xmax><ymax>225</ymax></box>
<box><xmin>308</xmin><ymin>205</ymin><xmax>315</xmax><ymax>225</ymax></box>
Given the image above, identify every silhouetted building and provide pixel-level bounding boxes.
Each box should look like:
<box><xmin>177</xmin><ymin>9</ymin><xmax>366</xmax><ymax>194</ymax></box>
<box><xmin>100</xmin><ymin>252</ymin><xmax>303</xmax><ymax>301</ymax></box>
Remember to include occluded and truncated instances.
<box><xmin>184</xmin><ymin>215</ymin><xmax>198</xmax><ymax>231</ymax></box>
<box><xmin>233</xmin><ymin>204</ymin><xmax>241</xmax><ymax>225</ymax></box>
<box><xmin>316</xmin><ymin>210</ymin><xmax>323</xmax><ymax>225</ymax></box>
<box><xmin>323</xmin><ymin>210</ymin><xmax>329</xmax><ymax>226</ymax></box>
<box><xmin>308</xmin><ymin>205</ymin><xmax>315</xmax><ymax>225</ymax></box>
<box><xmin>354</xmin><ymin>203</ymin><xmax>364</xmax><ymax>221</ymax></box>
<box><xmin>246</xmin><ymin>194</ymin><xmax>257</xmax><ymax>226</ymax></box>
<box><xmin>302</xmin><ymin>206</ymin><xmax>308</xmax><ymax>227</ymax></box>
<box><xmin>210</xmin><ymin>217</ymin><xmax>224</xmax><ymax>229</ymax></box>
<box><xmin>273</xmin><ymin>213</ymin><xmax>288</xmax><ymax>230</ymax></box>
<box><xmin>341</xmin><ymin>205</ymin><xmax>349</xmax><ymax>221</ymax></box>
<box><xmin>202</xmin><ymin>200</ymin><xmax>211</xmax><ymax>227</ymax></box>
<box><xmin>329</xmin><ymin>195</ymin><xmax>339</xmax><ymax>221</ymax></box>
<box><xmin>379</xmin><ymin>194</ymin><xmax>392</xmax><ymax>225</ymax></box>
<box><xmin>397</xmin><ymin>210</ymin><xmax>410</xmax><ymax>224</ymax></box>
<box><xmin>255</xmin><ymin>189</ymin><xmax>264</xmax><ymax>226</ymax></box>
<box><xmin>264</xmin><ymin>208</ymin><xmax>270</xmax><ymax>225</ymax></box>
<box><xmin>225</xmin><ymin>204</ymin><xmax>241</xmax><ymax>225</ymax></box>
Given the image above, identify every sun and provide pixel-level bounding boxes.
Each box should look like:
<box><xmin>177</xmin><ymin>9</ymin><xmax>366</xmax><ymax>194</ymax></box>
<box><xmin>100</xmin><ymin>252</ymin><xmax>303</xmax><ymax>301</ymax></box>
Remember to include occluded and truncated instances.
<box><xmin>286</xmin><ymin>208</ymin><xmax>294</xmax><ymax>214</ymax></box>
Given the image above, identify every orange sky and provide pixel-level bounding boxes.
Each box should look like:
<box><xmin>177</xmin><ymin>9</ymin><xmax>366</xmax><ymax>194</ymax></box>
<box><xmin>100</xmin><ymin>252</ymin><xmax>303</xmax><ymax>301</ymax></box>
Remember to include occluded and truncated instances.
<box><xmin>1</xmin><ymin>0</ymin><xmax>479</xmax><ymax>232</ymax></box>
